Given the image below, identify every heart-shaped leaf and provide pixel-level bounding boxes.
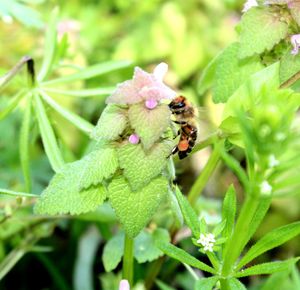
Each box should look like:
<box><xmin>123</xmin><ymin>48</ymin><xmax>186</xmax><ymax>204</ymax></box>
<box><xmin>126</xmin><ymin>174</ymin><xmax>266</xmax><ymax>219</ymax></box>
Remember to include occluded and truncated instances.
<box><xmin>117</xmin><ymin>142</ymin><xmax>173</xmax><ymax>190</ymax></box>
<box><xmin>35</xmin><ymin>161</ymin><xmax>107</xmax><ymax>215</ymax></box>
<box><xmin>78</xmin><ymin>147</ymin><xmax>119</xmax><ymax>190</ymax></box>
<box><xmin>91</xmin><ymin>105</ymin><xmax>128</xmax><ymax>141</ymax></box>
<box><xmin>108</xmin><ymin>176</ymin><xmax>169</xmax><ymax>238</ymax></box>
<box><xmin>128</xmin><ymin>103</ymin><xmax>171</xmax><ymax>149</ymax></box>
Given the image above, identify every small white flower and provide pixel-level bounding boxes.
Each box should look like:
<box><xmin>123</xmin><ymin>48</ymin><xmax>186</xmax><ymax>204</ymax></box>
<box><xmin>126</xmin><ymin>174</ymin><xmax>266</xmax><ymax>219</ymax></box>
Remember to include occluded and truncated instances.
<box><xmin>260</xmin><ymin>181</ymin><xmax>272</xmax><ymax>196</ymax></box>
<box><xmin>197</xmin><ymin>233</ymin><xmax>216</xmax><ymax>252</ymax></box>
<box><xmin>268</xmin><ymin>155</ymin><xmax>279</xmax><ymax>168</ymax></box>
<box><xmin>291</xmin><ymin>34</ymin><xmax>300</xmax><ymax>56</ymax></box>
<box><xmin>242</xmin><ymin>0</ymin><xmax>258</xmax><ymax>13</ymax></box>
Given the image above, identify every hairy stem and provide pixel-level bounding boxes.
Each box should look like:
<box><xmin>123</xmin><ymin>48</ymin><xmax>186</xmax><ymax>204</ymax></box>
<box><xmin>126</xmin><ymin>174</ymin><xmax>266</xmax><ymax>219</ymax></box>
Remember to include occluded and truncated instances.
<box><xmin>221</xmin><ymin>194</ymin><xmax>260</xmax><ymax>276</ymax></box>
<box><xmin>122</xmin><ymin>234</ymin><xmax>134</xmax><ymax>286</ymax></box>
<box><xmin>280</xmin><ymin>70</ymin><xmax>300</xmax><ymax>89</ymax></box>
<box><xmin>187</xmin><ymin>141</ymin><xmax>222</xmax><ymax>206</ymax></box>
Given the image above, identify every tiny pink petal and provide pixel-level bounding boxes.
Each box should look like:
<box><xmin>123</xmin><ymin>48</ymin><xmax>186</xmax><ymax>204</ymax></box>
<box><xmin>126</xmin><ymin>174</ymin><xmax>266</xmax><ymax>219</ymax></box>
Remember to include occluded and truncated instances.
<box><xmin>153</xmin><ymin>62</ymin><xmax>168</xmax><ymax>81</ymax></box>
<box><xmin>145</xmin><ymin>98</ymin><xmax>158</xmax><ymax>109</ymax></box>
<box><xmin>291</xmin><ymin>34</ymin><xmax>300</xmax><ymax>56</ymax></box>
<box><xmin>119</xmin><ymin>279</ymin><xmax>130</xmax><ymax>290</ymax></box>
<box><xmin>129</xmin><ymin>134</ymin><xmax>140</xmax><ymax>144</ymax></box>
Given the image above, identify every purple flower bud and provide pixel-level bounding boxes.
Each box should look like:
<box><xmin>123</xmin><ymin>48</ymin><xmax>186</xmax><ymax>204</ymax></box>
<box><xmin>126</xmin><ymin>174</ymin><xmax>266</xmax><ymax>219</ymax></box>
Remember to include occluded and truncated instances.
<box><xmin>291</xmin><ymin>34</ymin><xmax>300</xmax><ymax>56</ymax></box>
<box><xmin>129</xmin><ymin>134</ymin><xmax>140</xmax><ymax>144</ymax></box>
<box><xmin>119</xmin><ymin>280</ymin><xmax>130</xmax><ymax>290</ymax></box>
<box><xmin>145</xmin><ymin>98</ymin><xmax>158</xmax><ymax>109</ymax></box>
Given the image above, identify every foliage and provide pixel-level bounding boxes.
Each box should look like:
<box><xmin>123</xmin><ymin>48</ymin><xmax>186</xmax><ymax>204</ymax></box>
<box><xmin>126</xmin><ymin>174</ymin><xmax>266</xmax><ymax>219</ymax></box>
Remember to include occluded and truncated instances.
<box><xmin>1</xmin><ymin>1</ymin><xmax>300</xmax><ymax>290</ymax></box>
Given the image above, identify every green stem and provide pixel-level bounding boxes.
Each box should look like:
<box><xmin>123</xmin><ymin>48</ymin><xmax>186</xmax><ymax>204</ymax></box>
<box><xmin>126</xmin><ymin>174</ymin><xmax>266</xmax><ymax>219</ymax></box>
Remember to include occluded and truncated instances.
<box><xmin>187</xmin><ymin>141</ymin><xmax>222</xmax><ymax>206</ymax></box>
<box><xmin>0</xmin><ymin>56</ymin><xmax>35</xmax><ymax>91</ymax></box>
<box><xmin>221</xmin><ymin>194</ymin><xmax>260</xmax><ymax>276</ymax></box>
<box><xmin>122</xmin><ymin>234</ymin><xmax>134</xmax><ymax>286</ymax></box>
<box><xmin>220</xmin><ymin>278</ymin><xmax>230</xmax><ymax>290</ymax></box>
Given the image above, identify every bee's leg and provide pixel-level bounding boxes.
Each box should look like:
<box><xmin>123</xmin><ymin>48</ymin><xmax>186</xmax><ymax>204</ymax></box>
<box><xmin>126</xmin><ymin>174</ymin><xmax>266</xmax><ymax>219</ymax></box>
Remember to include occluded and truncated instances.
<box><xmin>178</xmin><ymin>151</ymin><xmax>188</xmax><ymax>159</ymax></box>
<box><xmin>167</xmin><ymin>145</ymin><xmax>179</xmax><ymax>158</ymax></box>
<box><xmin>173</xmin><ymin>130</ymin><xmax>180</xmax><ymax>139</ymax></box>
<box><xmin>174</xmin><ymin>120</ymin><xmax>187</xmax><ymax>125</ymax></box>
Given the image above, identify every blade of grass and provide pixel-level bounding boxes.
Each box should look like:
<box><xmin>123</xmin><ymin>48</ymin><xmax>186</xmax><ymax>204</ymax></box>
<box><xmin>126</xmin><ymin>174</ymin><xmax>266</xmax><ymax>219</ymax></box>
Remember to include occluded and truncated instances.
<box><xmin>0</xmin><ymin>90</ymin><xmax>26</xmax><ymax>121</ymax></box>
<box><xmin>0</xmin><ymin>188</ymin><xmax>39</xmax><ymax>198</ymax></box>
<box><xmin>37</xmin><ymin>7</ymin><xmax>59</xmax><ymax>82</ymax></box>
<box><xmin>33</xmin><ymin>92</ymin><xmax>64</xmax><ymax>172</ymax></box>
<box><xmin>42</xmin><ymin>87</ymin><xmax>115</xmax><ymax>97</ymax></box>
<box><xmin>19</xmin><ymin>94</ymin><xmax>32</xmax><ymax>192</ymax></box>
<box><xmin>42</xmin><ymin>60</ymin><xmax>132</xmax><ymax>85</ymax></box>
<box><xmin>39</xmin><ymin>90</ymin><xmax>94</xmax><ymax>134</ymax></box>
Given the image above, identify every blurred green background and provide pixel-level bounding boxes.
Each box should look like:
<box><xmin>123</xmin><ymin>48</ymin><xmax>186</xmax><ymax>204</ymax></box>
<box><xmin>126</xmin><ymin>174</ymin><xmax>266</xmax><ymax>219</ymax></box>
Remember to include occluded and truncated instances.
<box><xmin>1</xmin><ymin>1</ymin><xmax>299</xmax><ymax>289</ymax></box>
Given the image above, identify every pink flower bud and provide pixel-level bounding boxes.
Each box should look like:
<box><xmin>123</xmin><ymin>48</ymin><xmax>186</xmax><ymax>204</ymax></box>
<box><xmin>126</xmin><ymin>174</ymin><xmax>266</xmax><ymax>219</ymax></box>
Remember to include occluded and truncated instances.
<box><xmin>129</xmin><ymin>134</ymin><xmax>140</xmax><ymax>144</ymax></box>
<box><xmin>145</xmin><ymin>98</ymin><xmax>158</xmax><ymax>109</ymax></box>
<box><xmin>119</xmin><ymin>279</ymin><xmax>130</xmax><ymax>290</ymax></box>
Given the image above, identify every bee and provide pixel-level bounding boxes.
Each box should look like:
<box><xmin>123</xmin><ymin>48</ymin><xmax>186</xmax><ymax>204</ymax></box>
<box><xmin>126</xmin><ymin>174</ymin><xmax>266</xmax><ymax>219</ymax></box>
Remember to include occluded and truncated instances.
<box><xmin>168</xmin><ymin>96</ymin><xmax>198</xmax><ymax>159</ymax></box>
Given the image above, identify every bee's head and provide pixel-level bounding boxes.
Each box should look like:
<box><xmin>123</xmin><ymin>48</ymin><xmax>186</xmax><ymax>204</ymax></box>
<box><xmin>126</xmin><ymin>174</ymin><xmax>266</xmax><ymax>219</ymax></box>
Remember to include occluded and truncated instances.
<box><xmin>168</xmin><ymin>96</ymin><xmax>187</xmax><ymax>109</ymax></box>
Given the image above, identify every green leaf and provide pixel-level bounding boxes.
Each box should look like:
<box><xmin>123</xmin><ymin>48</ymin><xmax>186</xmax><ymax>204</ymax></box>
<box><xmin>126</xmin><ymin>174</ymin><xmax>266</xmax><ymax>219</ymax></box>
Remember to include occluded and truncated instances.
<box><xmin>117</xmin><ymin>142</ymin><xmax>172</xmax><ymax>190</ymax></box>
<box><xmin>19</xmin><ymin>94</ymin><xmax>32</xmax><ymax>192</ymax></box>
<box><xmin>8</xmin><ymin>1</ymin><xmax>43</xmax><ymax>28</ymax></box>
<box><xmin>212</xmin><ymin>42</ymin><xmax>263</xmax><ymax>103</ymax></box>
<box><xmin>33</xmin><ymin>93</ymin><xmax>64</xmax><ymax>172</ymax></box>
<box><xmin>37</xmin><ymin>7</ymin><xmax>59</xmax><ymax>81</ymax></box>
<box><xmin>43</xmin><ymin>87</ymin><xmax>115</xmax><ymax>97</ymax></box>
<box><xmin>78</xmin><ymin>147</ymin><xmax>119</xmax><ymax>190</ymax></box>
<box><xmin>237</xmin><ymin>221</ymin><xmax>300</xmax><ymax>269</ymax></box>
<box><xmin>91</xmin><ymin>105</ymin><xmax>128</xmax><ymax>142</ymax></box>
<box><xmin>42</xmin><ymin>60</ymin><xmax>131</xmax><ymax>85</ymax></box>
<box><xmin>194</xmin><ymin>277</ymin><xmax>219</xmax><ymax>290</ymax></box>
<box><xmin>108</xmin><ymin>176</ymin><xmax>168</xmax><ymax>238</ymax></box>
<box><xmin>157</xmin><ymin>242</ymin><xmax>216</xmax><ymax>274</ymax></box>
<box><xmin>198</xmin><ymin>51</ymin><xmax>222</xmax><ymax>95</ymax></box>
<box><xmin>40</xmin><ymin>90</ymin><xmax>94</xmax><ymax>135</ymax></box>
<box><xmin>0</xmin><ymin>90</ymin><xmax>25</xmax><ymax>121</ymax></box>
<box><xmin>228</xmin><ymin>278</ymin><xmax>247</xmax><ymax>290</ymax></box>
<box><xmin>221</xmin><ymin>185</ymin><xmax>236</xmax><ymax>240</ymax></box>
<box><xmin>175</xmin><ymin>186</ymin><xmax>200</xmax><ymax>238</ymax></box>
<box><xmin>128</xmin><ymin>103</ymin><xmax>171</xmax><ymax>149</ymax></box>
<box><xmin>235</xmin><ymin>258</ymin><xmax>300</xmax><ymax>278</ymax></box>
<box><xmin>34</xmin><ymin>161</ymin><xmax>107</xmax><ymax>215</ymax></box>
<box><xmin>156</xmin><ymin>280</ymin><xmax>176</xmax><ymax>290</ymax></box>
<box><xmin>135</xmin><ymin>228</ymin><xmax>170</xmax><ymax>263</ymax></box>
<box><xmin>238</xmin><ymin>7</ymin><xmax>288</xmax><ymax>58</ymax></box>
<box><xmin>222</xmin><ymin>62</ymin><xmax>280</xmax><ymax>121</ymax></box>
<box><xmin>280</xmin><ymin>51</ymin><xmax>300</xmax><ymax>84</ymax></box>
<box><xmin>102</xmin><ymin>231</ymin><xmax>124</xmax><ymax>272</ymax></box>
<box><xmin>246</xmin><ymin>197</ymin><xmax>272</xmax><ymax>245</ymax></box>
<box><xmin>261</xmin><ymin>271</ymin><xmax>291</xmax><ymax>290</ymax></box>
<box><xmin>291</xmin><ymin>265</ymin><xmax>300</xmax><ymax>289</ymax></box>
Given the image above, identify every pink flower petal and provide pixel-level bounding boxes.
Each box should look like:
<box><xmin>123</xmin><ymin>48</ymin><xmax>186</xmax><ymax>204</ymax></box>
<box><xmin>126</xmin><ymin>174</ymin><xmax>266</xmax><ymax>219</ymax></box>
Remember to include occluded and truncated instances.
<box><xmin>129</xmin><ymin>133</ymin><xmax>140</xmax><ymax>144</ymax></box>
<box><xmin>291</xmin><ymin>34</ymin><xmax>300</xmax><ymax>56</ymax></box>
<box><xmin>106</xmin><ymin>64</ymin><xmax>176</xmax><ymax>105</ymax></box>
<box><xmin>145</xmin><ymin>98</ymin><xmax>158</xmax><ymax>109</ymax></box>
<box><xmin>153</xmin><ymin>62</ymin><xmax>168</xmax><ymax>81</ymax></box>
<box><xmin>119</xmin><ymin>279</ymin><xmax>130</xmax><ymax>290</ymax></box>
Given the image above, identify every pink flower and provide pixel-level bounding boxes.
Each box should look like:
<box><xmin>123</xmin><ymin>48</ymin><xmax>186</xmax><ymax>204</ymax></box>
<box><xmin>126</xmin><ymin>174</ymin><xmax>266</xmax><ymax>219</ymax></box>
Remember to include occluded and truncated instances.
<box><xmin>291</xmin><ymin>34</ymin><xmax>300</xmax><ymax>55</ymax></box>
<box><xmin>119</xmin><ymin>280</ymin><xmax>130</xmax><ymax>290</ymax></box>
<box><xmin>106</xmin><ymin>62</ymin><xmax>176</xmax><ymax>105</ymax></box>
<box><xmin>242</xmin><ymin>0</ymin><xmax>258</xmax><ymax>12</ymax></box>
